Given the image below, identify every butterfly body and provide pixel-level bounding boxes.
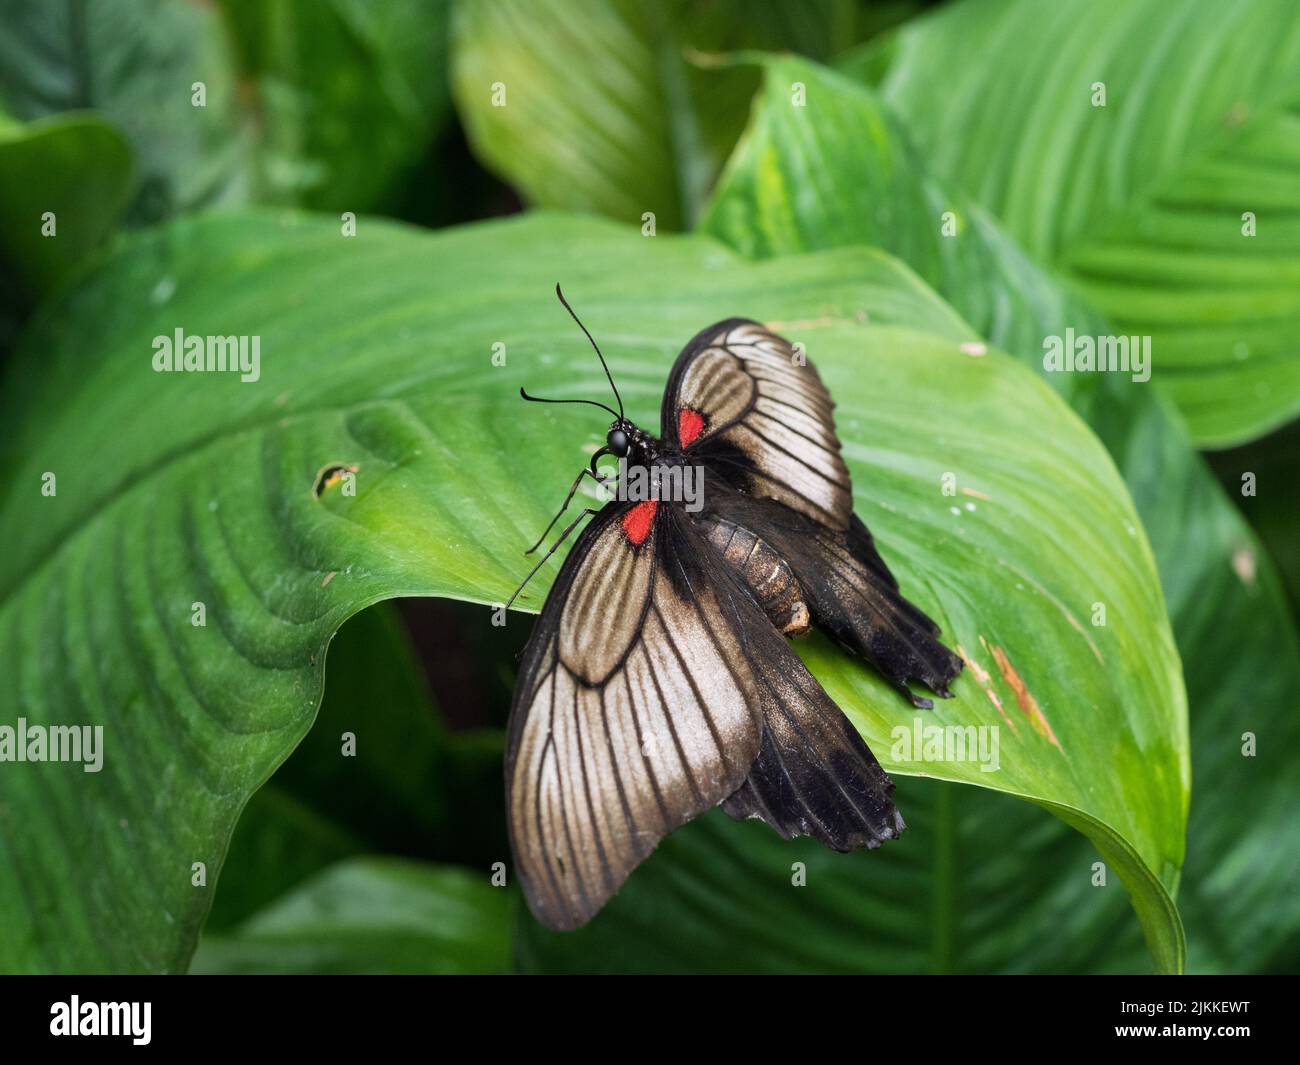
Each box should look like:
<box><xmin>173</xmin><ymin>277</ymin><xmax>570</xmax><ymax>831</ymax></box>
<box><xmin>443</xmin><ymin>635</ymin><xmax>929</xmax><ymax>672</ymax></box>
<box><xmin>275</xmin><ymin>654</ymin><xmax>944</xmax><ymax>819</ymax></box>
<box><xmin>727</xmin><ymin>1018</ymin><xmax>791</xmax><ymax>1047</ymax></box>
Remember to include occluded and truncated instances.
<box><xmin>508</xmin><ymin>306</ymin><xmax>963</xmax><ymax>930</ymax></box>
<box><xmin>701</xmin><ymin>515</ymin><xmax>811</xmax><ymax>637</ymax></box>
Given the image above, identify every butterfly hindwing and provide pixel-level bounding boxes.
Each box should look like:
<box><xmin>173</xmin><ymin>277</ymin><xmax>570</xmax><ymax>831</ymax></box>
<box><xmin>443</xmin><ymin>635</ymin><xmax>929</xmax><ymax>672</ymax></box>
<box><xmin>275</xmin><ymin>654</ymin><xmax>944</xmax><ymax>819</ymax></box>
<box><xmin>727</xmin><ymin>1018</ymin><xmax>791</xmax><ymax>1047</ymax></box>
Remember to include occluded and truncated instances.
<box><xmin>699</xmin><ymin>479</ymin><xmax>963</xmax><ymax>707</ymax></box>
<box><xmin>661</xmin><ymin>319</ymin><xmax>853</xmax><ymax>530</ymax></box>
<box><xmin>688</xmin><ymin>505</ymin><xmax>906</xmax><ymax>853</ymax></box>
<box><xmin>721</xmin><ymin>702</ymin><xmax>905</xmax><ymax>852</ymax></box>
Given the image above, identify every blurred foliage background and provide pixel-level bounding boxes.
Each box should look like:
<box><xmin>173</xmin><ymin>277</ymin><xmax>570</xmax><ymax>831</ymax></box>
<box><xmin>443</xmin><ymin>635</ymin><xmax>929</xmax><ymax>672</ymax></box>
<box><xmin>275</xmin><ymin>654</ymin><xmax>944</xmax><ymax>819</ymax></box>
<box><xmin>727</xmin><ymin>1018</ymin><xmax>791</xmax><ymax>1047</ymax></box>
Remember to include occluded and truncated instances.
<box><xmin>0</xmin><ymin>0</ymin><xmax>1296</xmax><ymax>974</ymax></box>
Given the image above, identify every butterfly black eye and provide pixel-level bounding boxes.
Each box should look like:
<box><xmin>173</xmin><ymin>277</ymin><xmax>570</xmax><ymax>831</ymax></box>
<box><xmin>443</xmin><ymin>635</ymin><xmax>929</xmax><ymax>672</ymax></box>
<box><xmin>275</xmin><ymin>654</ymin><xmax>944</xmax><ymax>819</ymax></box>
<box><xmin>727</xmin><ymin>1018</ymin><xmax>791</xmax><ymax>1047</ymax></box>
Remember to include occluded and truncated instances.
<box><xmin>607</xmin><ymin>428</ymin><xmax>631</xmax><ymax>457</ymax></box>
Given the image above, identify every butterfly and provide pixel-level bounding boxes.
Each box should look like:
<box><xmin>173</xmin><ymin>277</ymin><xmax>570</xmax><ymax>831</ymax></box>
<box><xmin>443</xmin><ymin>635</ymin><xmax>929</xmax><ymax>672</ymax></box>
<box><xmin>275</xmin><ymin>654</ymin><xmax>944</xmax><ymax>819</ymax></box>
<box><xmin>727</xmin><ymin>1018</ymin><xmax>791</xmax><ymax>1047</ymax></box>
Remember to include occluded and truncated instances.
<box><xmin>505</xmin><ymin>286</ymin><xmax>963</xmax><ymax>931</ymax></box>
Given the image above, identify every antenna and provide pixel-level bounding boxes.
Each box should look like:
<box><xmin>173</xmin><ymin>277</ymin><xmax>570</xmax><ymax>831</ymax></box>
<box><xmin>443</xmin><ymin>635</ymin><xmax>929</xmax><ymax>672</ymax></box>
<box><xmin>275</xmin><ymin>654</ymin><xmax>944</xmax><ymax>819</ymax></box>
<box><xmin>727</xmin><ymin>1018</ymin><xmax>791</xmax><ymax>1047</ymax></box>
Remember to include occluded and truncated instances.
<box><xmin>554</xmin><ymin>283</ymin><xmax>623</xmax><ymax>419</ymax></box>
<box><xmin>518</xmin><ymin>388</ymin><xmax>620</xmax><ymax>420</ymax></box>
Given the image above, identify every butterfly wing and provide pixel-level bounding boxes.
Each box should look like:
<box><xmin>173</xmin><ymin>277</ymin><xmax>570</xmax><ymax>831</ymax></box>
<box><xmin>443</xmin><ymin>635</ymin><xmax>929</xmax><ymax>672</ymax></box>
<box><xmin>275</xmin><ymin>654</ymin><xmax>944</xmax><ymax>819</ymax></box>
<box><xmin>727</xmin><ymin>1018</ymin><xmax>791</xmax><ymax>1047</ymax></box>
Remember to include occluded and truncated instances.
<box><xmin>720</xmin><ymin>703</ymin><xmax>904</xmax><ymax>854</ymax></box>
<box><xmin>506</xmin><ymin>497</ymin><xmax>904</xmax><ymax>929</ymax></box>
<box><xmin>506</xmin><ymin>499</ymin><xmax>762</xmax><ymax>930</ymax></box>
<box><xmin>702</xmin><ymin>479</ymin><xmax>963</xmax><ymax>708</ymax></box>
<box><xmin>663</xmin><ymin>321</ymin><xmax>963</xmax><ymax>706</ymax></box>
<box><xmin>660</xmin><ymin>318</ymin><xmax>853</xmax><ymax>530</ymax></box>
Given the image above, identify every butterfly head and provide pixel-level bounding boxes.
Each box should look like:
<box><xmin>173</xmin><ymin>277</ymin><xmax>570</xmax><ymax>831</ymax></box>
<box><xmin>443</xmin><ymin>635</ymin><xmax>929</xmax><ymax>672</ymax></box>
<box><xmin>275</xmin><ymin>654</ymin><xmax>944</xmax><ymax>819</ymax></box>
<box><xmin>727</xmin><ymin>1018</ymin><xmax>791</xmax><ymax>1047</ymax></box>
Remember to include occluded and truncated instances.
<box><xmin>606</xmin><ymin>423</ymin><xmax>631</xmax><ymax>458</ymax></box>
<box><xmin>592</xmin><ymin>418</ymin><xmax>653</xmax><ymax>475</ymax></box>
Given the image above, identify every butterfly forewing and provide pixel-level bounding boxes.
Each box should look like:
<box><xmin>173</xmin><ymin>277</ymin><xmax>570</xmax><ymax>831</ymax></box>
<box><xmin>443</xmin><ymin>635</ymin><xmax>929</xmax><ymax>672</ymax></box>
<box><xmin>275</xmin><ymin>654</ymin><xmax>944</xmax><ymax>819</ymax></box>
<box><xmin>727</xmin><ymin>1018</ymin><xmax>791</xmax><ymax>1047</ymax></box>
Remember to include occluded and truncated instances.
<box><xmin>506</xmin><ymin>501</ymin><xmax>765</xmax><ymax>930</ymax></box>
<box><xmin>661</xmin><ymin>319</ymin><xmax>853</xmax><ymax>529</ymax></box>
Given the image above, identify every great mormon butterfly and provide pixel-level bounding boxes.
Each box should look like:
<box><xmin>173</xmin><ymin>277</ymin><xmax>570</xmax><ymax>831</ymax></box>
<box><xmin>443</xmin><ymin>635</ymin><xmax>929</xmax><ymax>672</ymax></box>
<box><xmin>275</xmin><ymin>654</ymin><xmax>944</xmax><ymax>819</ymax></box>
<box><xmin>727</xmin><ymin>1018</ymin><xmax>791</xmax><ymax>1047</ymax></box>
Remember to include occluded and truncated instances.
<box><xmin>506</xmin><ymin>286</ymin><xmax>963</xmax><ymax>930</ymax></box>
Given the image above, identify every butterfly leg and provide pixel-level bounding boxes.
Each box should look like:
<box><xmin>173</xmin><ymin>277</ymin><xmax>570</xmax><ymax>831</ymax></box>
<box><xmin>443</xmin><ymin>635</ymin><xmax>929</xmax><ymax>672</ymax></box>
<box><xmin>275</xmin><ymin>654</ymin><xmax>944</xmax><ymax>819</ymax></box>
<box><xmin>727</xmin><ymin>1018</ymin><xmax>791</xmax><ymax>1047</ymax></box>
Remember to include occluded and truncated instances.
<box><xmin>506</xmin><ymin>507</ymin><xmax>601</xmax><ymax>610</ymax></box>
<box><xmin>524</xmin><ymin>468</ymin><xmax>610</xmax><ymax>554</ymax></box>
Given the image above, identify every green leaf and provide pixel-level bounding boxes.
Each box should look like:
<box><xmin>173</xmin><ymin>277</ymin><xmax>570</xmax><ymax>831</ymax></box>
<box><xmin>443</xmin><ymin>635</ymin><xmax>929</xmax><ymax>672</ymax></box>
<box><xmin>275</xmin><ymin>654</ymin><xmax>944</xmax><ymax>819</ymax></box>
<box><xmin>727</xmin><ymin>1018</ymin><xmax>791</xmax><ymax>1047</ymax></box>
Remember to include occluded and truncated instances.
<box><xmin>206</xmin><ymin>601</ymin><xmax>468</xmax><ymax>929</ymax></box>
<box><xmin>0</xmin><ymin>112</ymin><xmax>132</xmax><ymax>295</ymax></box>
<box><xmin>216</xmin><ymin>0</ymin><xmax>452</xmax><ymax>211</ymax></box>
<box><xmin>518</xmin><ymin>788</ymin><xmax>1146</xmax><ymax>974</ymax></box>
<box><xmin>208</xmin><ymin>600</ymin><xmax>509</xmax><ymax>930</ymax></box>
<box><xmin>0</xmin><ymin>0</ymin><xmax>252</xmax><ymax>224</ymax></box>
<box><xmin>448</xmin><ymin>0</ymin><xmax>904</xmax><ymax>230</ymax></box>
<box><xmin>696</xmin><ymin>53</ymin><xmax>1299</xmax><ymax>973</ymax></box>
<box><xmin>872</xmin><ymin>0</ymin><xmax>1300</xmax><ymax>447</ymax></box>
<box><xmin>191</xmin><ymin>857</ymin><xmax>511</xmax><ymax>974</ymax></box>
<box><xmin>1207</xmin><ymin>419</ymin><xmax>1300</xmax><ymax>617</ymax></box>
<box><xmin>700</xmin><ymin>55</ymin><xmax>1111</xmax><ymax>403</ymax></box>
<box><xmin>1092</xmin><ymin>392</ymin><xmax>1300</xmax><ymax>972</ymax></box>
<box><xmin>0</xmin><ymin>209</ymin><xmax>1184</xmax><ymax>972</ymax></box>
<box><xmin>450</xmin><ymin>0</ymin><xmax>731</xmax><ymax>229</ymax></box>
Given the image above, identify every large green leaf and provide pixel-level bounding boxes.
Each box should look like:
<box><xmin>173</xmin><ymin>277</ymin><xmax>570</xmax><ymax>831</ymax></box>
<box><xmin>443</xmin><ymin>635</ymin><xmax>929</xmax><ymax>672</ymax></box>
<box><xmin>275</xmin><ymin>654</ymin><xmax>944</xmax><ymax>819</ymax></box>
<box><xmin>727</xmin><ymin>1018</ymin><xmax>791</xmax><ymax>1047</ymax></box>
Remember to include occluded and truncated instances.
<box><xmin>217</xmin><ymin>0</ymin><xmax>453</xmax><ymax>211</ymax></box>
<box><xmin>0</xmin><ymin>0</ymin><xmax>252</xmax><ymax>224</ymax></box>
<box><xmin>192</xmin><ymin>857</ymin><xmax>511</xmax><ymax>974</ymax></box>
<box><xmin>871</xmin><ymin>0</ymin><xmax>1300</xmax><ymax>447</ymax></box>
<box><xmin>1091</xmin><ymin>390</ymin><xmax>1300</xmax><ymax>972</ymax></box>
<box><xmin>691</xmin><ymin>53</ymin><xmax>1300</xmax><ymax>974</ymax></box>
<box><xmin>451</xmin><ymin>0</ymin><xmax>743</xmax><ymax>229</ymax></box>
<box><xmin>701</xmin><ymin>55</ymin><xmax>1110</xmax><ymax>403</ymax></box>
<box><xmin>205</xmin><ymin>601</ymin><xmax>506</xmax><ymax>930</ymax></box>
<box><xmin>448</xmin><ymin>0</ymin><xmax>910</xmax><ymax>230</ymax></box>
<box><xmin>0</xmin><ymin>210</ymin><xmax>1184</xmax><ymax>972</ymax></box>
<box><xmin>0</xmin><ymin>111</ymin><xmax>132</xmax><ymax>295</ymax></box>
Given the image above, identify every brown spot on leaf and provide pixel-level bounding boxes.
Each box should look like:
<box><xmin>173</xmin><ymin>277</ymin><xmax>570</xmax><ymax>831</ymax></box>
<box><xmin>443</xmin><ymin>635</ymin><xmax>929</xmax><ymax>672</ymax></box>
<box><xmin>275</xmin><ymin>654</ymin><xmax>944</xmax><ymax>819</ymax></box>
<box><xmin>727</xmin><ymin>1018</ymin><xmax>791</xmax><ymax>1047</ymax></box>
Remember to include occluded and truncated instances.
<box><xmin>985</xmin><ymin>688</ymin><xmax>1017</xmax><ymax>733</ymax></box>
<box><xmin>990</xmin><ymin>644</ymin><xmax>1061</xmax><ymax>749</ymax></box>
<box><xmin>313</xmin><ymin>462</ymin><xmax>358</xmax><ymax>498</ymax></box>
<box><xmin>958</xmin><ymin>643</ymin><xmax>1018</xmax><ymax>733</ymax></box>
<box><xmin>955</xmin><ymin>644</ymin><xmax>991</xmax><ymax>684</ymax></box>
<box><xmin>321</xmin><ymin>571</ymin><xmax>337</xmax><ymax>587</ymax></box>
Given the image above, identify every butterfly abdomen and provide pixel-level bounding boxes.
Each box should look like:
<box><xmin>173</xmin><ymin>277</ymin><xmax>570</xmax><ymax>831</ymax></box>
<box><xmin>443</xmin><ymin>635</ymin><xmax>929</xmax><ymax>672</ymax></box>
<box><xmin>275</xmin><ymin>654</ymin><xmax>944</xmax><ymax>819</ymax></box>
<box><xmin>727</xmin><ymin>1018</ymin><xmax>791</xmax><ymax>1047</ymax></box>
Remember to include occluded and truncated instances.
<box><xmin>702</xmin><ymin>516</ymin><xmax>810</xmax><ymax>637</ymax></box>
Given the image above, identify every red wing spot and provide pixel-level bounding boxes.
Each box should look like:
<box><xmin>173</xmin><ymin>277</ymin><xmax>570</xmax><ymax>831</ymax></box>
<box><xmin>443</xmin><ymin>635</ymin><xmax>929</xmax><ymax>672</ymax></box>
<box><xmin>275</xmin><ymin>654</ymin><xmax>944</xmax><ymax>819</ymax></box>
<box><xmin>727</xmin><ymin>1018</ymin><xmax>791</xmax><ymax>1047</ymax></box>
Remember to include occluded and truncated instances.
<box><xmin>621</xmin><ymin>500</ymin><xmax>658</xmax><ymax>546</ymax></box>
<box><xmin>678</xmin><ymin>407</ymin><xmax>705</xmax><ymax>446</ymax></box>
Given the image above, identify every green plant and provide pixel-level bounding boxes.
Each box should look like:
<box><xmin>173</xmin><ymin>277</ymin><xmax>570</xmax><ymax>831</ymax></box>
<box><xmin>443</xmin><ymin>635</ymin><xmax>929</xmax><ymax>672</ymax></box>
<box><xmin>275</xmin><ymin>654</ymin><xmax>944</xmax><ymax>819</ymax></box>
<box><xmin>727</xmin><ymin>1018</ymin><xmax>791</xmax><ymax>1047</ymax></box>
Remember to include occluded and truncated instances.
<box><xmin>0</xmin><ymin>0</ymin><xmax>1295</xmax><ymax>975</ymax></box>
